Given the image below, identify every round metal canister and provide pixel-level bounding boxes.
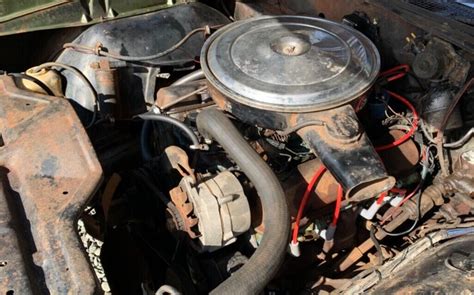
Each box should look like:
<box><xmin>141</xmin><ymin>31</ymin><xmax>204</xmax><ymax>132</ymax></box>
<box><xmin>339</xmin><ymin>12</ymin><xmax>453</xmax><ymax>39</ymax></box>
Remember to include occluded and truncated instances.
<box><xmin>201</xmin><ymin>15</ymin><xmax>380</xmax><ymax>113</ymax></box>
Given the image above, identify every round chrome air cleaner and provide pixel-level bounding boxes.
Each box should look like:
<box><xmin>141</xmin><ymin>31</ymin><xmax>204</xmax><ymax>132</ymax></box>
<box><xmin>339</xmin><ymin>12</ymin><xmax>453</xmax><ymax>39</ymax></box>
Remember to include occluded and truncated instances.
<box><xmin>201</xmin><ymin>15</ymin><xmax>380</xmax><ymax>113</ymax></box>
<box><xmin>201</xmin><ymin>16</ymin><xmax>394</xmax><ymax>202</ymax></box>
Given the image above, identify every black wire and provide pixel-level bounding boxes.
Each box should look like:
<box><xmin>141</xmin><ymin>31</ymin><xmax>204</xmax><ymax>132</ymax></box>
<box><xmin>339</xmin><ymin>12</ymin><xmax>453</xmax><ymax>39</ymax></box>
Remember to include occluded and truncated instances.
<box><xmin>378</xmin><ymin>183</ymin><xmax>424</xmax><ymax>237</ymax></box>
<box><xmin>132</xmin><ymin>169</ymin><xmax>172</xmax><ymax>207</ymax></box>
<box><xmin>8</xmin><ymin>73</ymin><xmax>56</xmax><ymax>96</ymax></box>
<box><xmin>220</xmin><ymin>0</ymin><xmax>234</xmax><ymax>20</ymax></box>
<box><xmin>63</xmin><ymin>27</ymin><xmax>209</xmax><ymax>62</ymax></box>
<box><xmin>85</xmin><ymin>104</ymin><xmax>98</xmax><ymax>129</ymax></box>
<box><xmin>31</xmin><ymin>62</ymin><xmax>99</xmax><ymax>129</ymax></box>
<box><xmin>137</xmin><ymin>112</ymin><xmax>201</xmax><ymax>149</ymax></box>
<box><xmin>9</xmin><ymin>71</ymin><xmax>100</xmax><ymax>129</ymax></box>
<box><xmin>370</xmin><ymin>224</ymin><xmax>384</xmax><ymax>265</ymax></box>
<box><xmin>278</xmin><ymin>120</ymin><xmax>325</xmax><ymax>136</ymax></box>
<box><xmin>379</xmin><ymin>146</ymin><xmax>432</xmax><ymax>238</ymax></box>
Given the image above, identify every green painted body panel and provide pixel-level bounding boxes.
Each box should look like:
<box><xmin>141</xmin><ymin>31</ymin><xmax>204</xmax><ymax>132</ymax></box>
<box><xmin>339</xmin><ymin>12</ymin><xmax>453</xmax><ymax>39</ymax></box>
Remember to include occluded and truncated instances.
<box><xmin>0</xmin><ymin>0</ymin><xmax>188</xmax><ymax>36</ymax></box>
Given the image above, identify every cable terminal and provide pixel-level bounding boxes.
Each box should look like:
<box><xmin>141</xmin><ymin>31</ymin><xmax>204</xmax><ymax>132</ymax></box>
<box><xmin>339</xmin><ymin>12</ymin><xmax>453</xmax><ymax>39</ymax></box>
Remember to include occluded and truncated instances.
<box><xmin>289</xmin><ymin>241</ymin><xmax>301</xmax><ymax>257</ymax></box>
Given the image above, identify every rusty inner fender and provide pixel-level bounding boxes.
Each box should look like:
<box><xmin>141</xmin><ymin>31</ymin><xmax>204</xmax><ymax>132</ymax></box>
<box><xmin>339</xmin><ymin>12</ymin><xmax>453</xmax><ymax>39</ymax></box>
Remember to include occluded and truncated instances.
<box><xmin>0</xmin><ymin>76</ymin><xmax>102</xmax><ymax>293</ymax></box>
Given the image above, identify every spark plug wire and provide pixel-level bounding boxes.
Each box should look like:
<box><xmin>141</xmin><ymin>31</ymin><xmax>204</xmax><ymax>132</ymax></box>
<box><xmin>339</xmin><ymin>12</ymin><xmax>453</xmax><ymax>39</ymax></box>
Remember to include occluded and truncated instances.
<box><xmin>292</xmin><ymin>65</ymin><xmax>420</xmax><ymax>250</ymax></box>
<box><xmin>377</xmin><ymin>64</ymin><xmax>410</xmax><ymax>83</ymax></box>
<box><xmin>375</xmin><ymin>191</ymin><xmax>388</xmax><ymax>205</ymax></box>
<box><xmin>291</xmin><ymin>165</ymin><xmax>327</xmax><ymax>244</ymax></box>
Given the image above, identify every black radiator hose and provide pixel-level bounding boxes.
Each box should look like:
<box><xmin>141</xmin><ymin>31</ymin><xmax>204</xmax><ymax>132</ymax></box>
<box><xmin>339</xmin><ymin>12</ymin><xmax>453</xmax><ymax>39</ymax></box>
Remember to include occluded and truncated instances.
<box><xmin>197</xmin><ymin>109</ymin><xmax>290</xmax><ymax>295</ymax></box>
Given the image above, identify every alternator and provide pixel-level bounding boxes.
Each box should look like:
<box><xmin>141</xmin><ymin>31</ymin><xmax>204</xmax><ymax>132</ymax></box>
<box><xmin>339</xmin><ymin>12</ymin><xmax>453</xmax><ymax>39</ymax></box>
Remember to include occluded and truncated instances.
<box><xmin>169</xmin><ymin>171</ymin><xmax>251</xmax><ymax>252</ymax></box>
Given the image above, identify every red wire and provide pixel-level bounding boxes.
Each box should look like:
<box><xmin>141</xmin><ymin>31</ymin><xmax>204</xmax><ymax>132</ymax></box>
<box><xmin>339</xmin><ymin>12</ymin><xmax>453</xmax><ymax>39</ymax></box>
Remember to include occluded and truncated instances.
<box><xmin>379</xmin><ymin>64</ymin><xmax>410</xmax><ymax>80</ymax></box>
<box><xmin>397</xmin><ymin>182</ymin><xmax>422</xmax><ymax>207</ymax></box>
<box><xmin>390</xmin><ymin>187</ymin><xmax>407</xmax><ymax>195</ymax></box>
<box><xmin>386</xmin><ymin>72</ymin><xmax>407</xmax><ymax>82</ymax></box>
<box><xmin>375</xmin><ymin>90</ymin><xmax>419</xmax><ymax>152</ymax></box>
<box><xmin>372</xmin><ymin>65</ymin><xmax>419</xmax><ymax>210</ymax></box>
<box><xmin>355</xmin><ymin>94</ymin><xmax>368</xmax><ymax>112</ymax></box>
<box><xmin>331</xmin><ymin>184</ymin><xmax>344</xmax><ymax>226</ymax></box>
<box><xmin>379</xmin><ymin>182</ymin><xmax>422</xmax><ymax>224</ymax></box>
<box><xmin>292</xmin><ymin>65</ymin><xmax>418</xmax><ymax>242</ymax></box>
<box><xmin>292</xmin><ymin>165</ymin><xmax>327</xmax><ymax>244</ymax></box>
<box><xmin>376</xmin><ymin>191</ymin><xmax>388</xmax><ymax>205</ymax></box>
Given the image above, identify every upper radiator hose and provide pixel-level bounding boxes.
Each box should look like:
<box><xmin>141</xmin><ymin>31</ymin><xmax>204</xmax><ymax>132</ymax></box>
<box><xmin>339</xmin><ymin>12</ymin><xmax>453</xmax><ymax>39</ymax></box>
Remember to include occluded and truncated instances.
<box><xmin>197</xmin><ymin>108</ymin><xmax>290</xmax><ymax>294</ymax></box>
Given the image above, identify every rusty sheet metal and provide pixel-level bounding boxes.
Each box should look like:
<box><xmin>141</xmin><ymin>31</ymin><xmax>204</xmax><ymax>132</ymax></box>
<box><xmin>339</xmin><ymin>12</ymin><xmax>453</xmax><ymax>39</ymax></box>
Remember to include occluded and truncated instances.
<box><xmin>378</xmin><ymin>130</ymin><xmax>420</xmax><ymax>177</ymax></box>
<box><xmin>368</xmin><ymin>235</ymin><xmax>474</xmax><ymax>294</ymax></box>
<box><xmin>295</xmin><ymin>107</ymin><xmax>395</xmax><ymax>202</ymax></box>
<box><xmin>0</xmin><ymin>75</ymin><xmax>102</xmax><ymax>293</ymax></box>
<box><xmin>156</xmin><ymin>81</ymin><xmax>207</xmax><ymax>108</ymax></box>
<box><xmin>283</xmin><ymin>158</ymin><xmax>338</xmax><ymax>218</ymax></box>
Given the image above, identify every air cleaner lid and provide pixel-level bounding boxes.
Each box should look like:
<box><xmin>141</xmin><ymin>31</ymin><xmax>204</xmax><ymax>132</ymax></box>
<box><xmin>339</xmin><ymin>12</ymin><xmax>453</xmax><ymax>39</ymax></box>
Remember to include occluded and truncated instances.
<box><xmin>201</xmin><ymin>16</ymin><xmax>380</xmax><ymax>112</ymax></box>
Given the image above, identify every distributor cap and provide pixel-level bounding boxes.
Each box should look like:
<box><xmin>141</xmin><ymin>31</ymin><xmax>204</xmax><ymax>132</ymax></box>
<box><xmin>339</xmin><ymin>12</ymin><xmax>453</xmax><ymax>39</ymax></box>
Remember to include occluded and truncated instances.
<box><xmin>201</xmin><ymin>16</ymin><xmax>380</xmax><ymax>113</ymax></box>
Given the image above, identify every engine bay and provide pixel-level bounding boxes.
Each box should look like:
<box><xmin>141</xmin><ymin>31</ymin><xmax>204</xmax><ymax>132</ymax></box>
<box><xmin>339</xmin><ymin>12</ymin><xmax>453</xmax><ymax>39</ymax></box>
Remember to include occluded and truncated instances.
<box><xmin>0</xmin><ymin>1</ymin><xmax>474</xmax><ymax>294</ymax></box>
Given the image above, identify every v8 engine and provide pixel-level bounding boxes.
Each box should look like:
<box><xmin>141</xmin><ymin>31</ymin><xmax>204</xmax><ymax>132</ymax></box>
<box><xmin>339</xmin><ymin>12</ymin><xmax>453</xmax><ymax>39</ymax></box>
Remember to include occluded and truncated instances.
<box><xmin>0</xmin><ymin>1</ymin><xmax>473</xmax><ymax>294</ymax></box>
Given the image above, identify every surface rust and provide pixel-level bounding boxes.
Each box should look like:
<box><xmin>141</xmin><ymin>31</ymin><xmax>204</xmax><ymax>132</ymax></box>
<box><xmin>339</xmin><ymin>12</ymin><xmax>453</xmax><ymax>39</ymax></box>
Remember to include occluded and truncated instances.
<box><xmin>447</xmin><ymin>152</ymin><xmax>474</xmax><ymax>196</ymax></box>
<box><xmin>283</xmin><ymin>158</ymin><xmax>339</xmax><ymax>217</ymax></box>
<box><xmin>295</xmin><ymin>107</ymin><xmax>395</xmax><ymax>202</ymax></box>
<box><xmin>156</xmin><ymin>81</ymin><xmax>207</xmax><ymax>108</ymax></box>
<box><xmin>169</xmin><ymin>185</ymin><xmax>199</xmax><ymax>239</ymax></box>
<box><xmin>0</xmin><ymin>75</ymin><xmax>102</xmax><ymax>293</ymax></box>
<box><xmin>163</xmin><ymin>146</ymin><xmax>195</xmax><ymax>182</ymax></box>
<box><xmin>378</xmin><ymin>130</ymin><xmax>420</xmax><ymax>177</ymax></box>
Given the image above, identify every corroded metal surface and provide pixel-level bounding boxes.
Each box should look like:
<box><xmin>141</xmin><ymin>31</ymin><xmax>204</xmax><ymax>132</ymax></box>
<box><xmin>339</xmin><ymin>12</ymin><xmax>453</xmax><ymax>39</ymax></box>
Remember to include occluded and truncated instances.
<box><xmin>448</xmin><ymin>151</ymin><xmax>474</xmax><ymax>196</ymax></box>
<box><xmin>295</xmin><ymin>158</ymin><xmax>339</xmax><ymax>208</ymax></box>
<box><xmin>169</xmin><ymin>185</ymin><xmax>199</xmax><ymax>239</ymax></box>
<box><xmin>296</xmin><ymin>107</ymin><xmax>395</xmax><ymax>202</ymax></box>
<box><xmin>163</xmin><ymin>146</ymin><xmax>195</xmax><ymax>182</ymax></box>
<box><xmin>368</xmin><ymin>234</ymin><xmax>474</xmax><ymax>294</ymax></box>
<box><xmin>0</xmin><ymin>76</ymin><xmax>102</xmax><ymax>293</ymax></box>
<box><xmin>378</xmin><ymin>130</ymin><xmax>420</xmax><ymax>177</ymax></box>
